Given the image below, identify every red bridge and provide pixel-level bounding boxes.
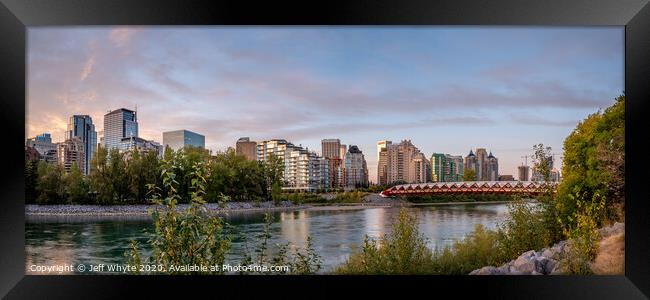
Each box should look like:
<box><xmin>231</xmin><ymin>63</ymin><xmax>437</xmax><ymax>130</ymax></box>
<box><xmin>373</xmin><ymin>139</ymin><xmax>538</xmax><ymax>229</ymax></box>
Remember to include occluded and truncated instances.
<box><xmin>380</xmin><ymin>181</ymin><xmax>556</xmax><ymax>197</ymax></box>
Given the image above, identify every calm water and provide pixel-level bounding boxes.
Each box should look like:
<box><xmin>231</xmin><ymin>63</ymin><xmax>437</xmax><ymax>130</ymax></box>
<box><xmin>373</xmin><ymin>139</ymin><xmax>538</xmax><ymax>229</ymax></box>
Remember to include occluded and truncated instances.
<box><xmin>25</xmin><ymin>204</ymin><xmax>509</xmax><ymax>274</ymax></box>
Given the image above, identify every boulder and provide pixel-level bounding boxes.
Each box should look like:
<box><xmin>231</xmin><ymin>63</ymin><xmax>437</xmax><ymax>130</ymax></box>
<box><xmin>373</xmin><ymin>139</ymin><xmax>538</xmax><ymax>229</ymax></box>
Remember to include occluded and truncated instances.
<box><xmin>512</xmin><ymin>251</ymin><xmax>538</xmax><ymax>274</ymax></box>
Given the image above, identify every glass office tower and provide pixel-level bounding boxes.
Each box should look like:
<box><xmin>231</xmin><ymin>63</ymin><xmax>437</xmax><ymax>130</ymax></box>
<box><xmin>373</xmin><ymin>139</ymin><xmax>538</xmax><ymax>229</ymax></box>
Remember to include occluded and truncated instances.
<box><xmin>66</xmin><ymin>115</ymin><xmax>97</xmax><ymax>175</ymax></box>
<box><xmin>104</xmin><ymin>108</ymin><xmax>138</xmax><ymax>151</ymax></box>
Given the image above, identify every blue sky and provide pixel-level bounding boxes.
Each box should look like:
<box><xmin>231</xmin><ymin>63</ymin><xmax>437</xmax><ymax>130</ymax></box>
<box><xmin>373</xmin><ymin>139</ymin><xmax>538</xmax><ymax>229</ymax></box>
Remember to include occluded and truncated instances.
<box><xmin>27</xmin><ymin>27</ymin><xmax>624</xmax><ymax>182</ymax></box>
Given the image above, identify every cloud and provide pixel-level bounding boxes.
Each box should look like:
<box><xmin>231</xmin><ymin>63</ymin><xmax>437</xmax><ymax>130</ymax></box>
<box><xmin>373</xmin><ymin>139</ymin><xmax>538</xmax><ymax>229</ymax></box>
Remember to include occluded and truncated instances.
<box><xmin>79</xmin><ymin>54</ymin><xmax>95</xmax><ymax>81</ymax></box>
<box><xmin>109</xmin><ymin>27</ymin><xmax>140</xmax><ymax>49</ymax></box>
<box><xmin>510</xmin><ymin>114</ymin><xmax>578</xmax><ymax>127</ymax></box>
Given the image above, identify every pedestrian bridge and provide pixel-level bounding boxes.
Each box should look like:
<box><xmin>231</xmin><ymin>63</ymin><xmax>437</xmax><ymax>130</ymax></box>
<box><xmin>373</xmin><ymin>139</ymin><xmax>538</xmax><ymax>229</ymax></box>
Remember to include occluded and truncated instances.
<box><xmin>380</xmin><ymin>181</ymin><xmax>556</xmax><ymax>197</ymax></box>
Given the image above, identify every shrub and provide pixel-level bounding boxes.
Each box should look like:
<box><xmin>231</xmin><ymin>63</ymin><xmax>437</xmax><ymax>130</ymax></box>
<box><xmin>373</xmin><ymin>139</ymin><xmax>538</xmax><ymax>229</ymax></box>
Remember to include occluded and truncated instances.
<box><xmin>495</xmin><ymin>198</ymin><xmax>552</xmax><ymax>261</ymax></box>
<box><xmin>335</xmin><ymin>209</ymin><xmax>435</xmax><ymax>274</ymax></box>
<box><xmin>431</xmin><ymin>224</ymin><xmax>503</xmax><ymax>274</ymax></box>
<box><xmin>128</xmin><ymin>156</ymin><xmax>231</xmax><ymax>274</ymax></box>
<box><xmin>560</xmin><ymin>192</ymin><xmax>606</xmax><ymax>275</ymax></box>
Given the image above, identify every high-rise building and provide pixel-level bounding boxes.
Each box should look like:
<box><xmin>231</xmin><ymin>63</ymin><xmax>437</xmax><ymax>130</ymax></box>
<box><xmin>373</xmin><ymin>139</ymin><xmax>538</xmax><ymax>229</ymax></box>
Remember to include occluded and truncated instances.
<box><xmin>487</xmin><ymin>151</ymin><xmax>499</xmax><ymax>181</ymax></box>
<box><xmin>236</xmin><ymin>137</ymin><xmax>257</xmax><ymax>161</ymax></box>
<box><xmin>411</xmin><ymin>152</ymin><xmax>431</xmax><ymax>183</ymax></box>
<box><xmin>258</xmin><ymin>139</ymin><xmax>331</xmax><ymax>192</ymax></box>
<box><xmin>376</xmin><ymin>140</ymin><xmax>392</xmax><ymax>183</ymax></box>
<box><xmin>104</xmin><ymin>108</ymin><xmax>138</xmax><ymax>150</ymax></box>
<box><xmin>464</xmin><ymin>149</ymin><xmax>478</xmax><ymax>180</ymax></box>
<box><xmin>344</xmin><ymin>145</ymin><xmax>368</xmax><ymax>188</ymax></box>
<box><xmin>432</xmin><ymin>153</ymin><xmax>463</xmax><ymax>182</ymax></box>
<box><xmin>464</xmin><ymin>148</ymin><xmax>498</xmax><ymax>181</ymax></box>
<box><xmin>378</xmin><ymin>140</ymin><xmax>428</xmax><ymax>185</ymax></box>
<box><xmin>431</xmin><ymin>153</ymin><xmax>448</xmax><ymax>182</ymax></box>
<box><xmin>57</xmin><ymin>137</ymin><xmax>84</xmax><ymax>173</ymax></box>
<box><xmin>339</xmin><ymin>144</ymin><xmax>347</xmax><ymax>161</ymax></box>
<box><xmin>447</xmin><ymin>155</ymin><xmax>464</xmax><ymax>181</ymax></box>
<box><xmin>66</xmin><ymin>115</ymin><xmax>96</xmax><ymax>175</ymax></box>
<box><xmin>163</xmin><ymin>129</ymin><xmax>205</xmax><ymax>151</ymax></box>
<box><xmin>322</xmin><ymin>139</ymin><xmax>343</xmax><ymax>189</ymax></box>
<box><xmin>321</xmin><ymin>139</ymin><xmax>341</xmax><ymax>159</ymax></box>
<box><xmin>518</xmin><ymin>165</ymin><xmax>530</xmax><ymax>181</ymax></box>
<box><xmin>26</xmin><ymin>133</ymin><xmax>57</xmax><ymax>162</ymax></box>
<box><xmin>475</xmin><ymin>148</ymin><xmax>488</xmax><ymax>180</ymax></box>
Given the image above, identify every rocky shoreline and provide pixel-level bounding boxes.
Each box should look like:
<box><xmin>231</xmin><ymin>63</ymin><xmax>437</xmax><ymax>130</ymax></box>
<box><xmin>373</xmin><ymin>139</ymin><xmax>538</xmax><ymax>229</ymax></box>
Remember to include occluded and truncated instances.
<box><xmin>469</xmin><ymin>222</ymin><xmax>624</xmax><ymax>275</ymax></box>
<box><xmin>25</xmin><ymin>201</ymin><xmax>306</xmax><ymax>216</ymax></box>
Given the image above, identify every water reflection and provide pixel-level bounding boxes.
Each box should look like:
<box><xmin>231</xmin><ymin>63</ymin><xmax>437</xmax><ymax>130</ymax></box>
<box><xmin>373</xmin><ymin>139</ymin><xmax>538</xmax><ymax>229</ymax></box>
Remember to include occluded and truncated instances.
<box><xmin>25</xmin><ymin>204</ymin><xmax>509</xmax><ymax>274</ymax></box>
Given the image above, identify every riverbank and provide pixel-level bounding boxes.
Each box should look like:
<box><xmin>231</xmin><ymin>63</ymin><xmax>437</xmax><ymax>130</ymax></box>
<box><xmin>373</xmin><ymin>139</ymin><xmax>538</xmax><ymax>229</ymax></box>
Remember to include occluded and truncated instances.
<box><xmin>469</xmin><ymin>222</ymin><xmax>625</xmax><ymax>275</ymax></box>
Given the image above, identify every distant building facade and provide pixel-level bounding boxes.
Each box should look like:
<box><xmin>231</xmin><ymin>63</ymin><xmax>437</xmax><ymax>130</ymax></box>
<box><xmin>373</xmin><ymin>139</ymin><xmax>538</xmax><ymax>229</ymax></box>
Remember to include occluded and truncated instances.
<box><xmin>57</xmin><ymin>137</ymin><xmax>85</xmax><ymax>173</ymax></box>
<box><xmin>104</xmin><ymin>108</ymin><xmax>138</xmax><ymax>150</ymax></box>
<box><xmin>344</xmin><ymin>145</ymin><xmax>368</xmax><ymax>188</ymax></box>
<box><xmin>257</xmin><ymin>139</ymin><xmax>331</xmax><ymax>192</ymax></box>
<box><xmin>25</xmin><ymin>133</ymin><xmax>58</xmax><ymax>163</ymax></box>
<box><xmin>378</xmin><ymin>140</ymin><xmax>429</xmax><ymax>185</ymax></box>
<box><xmin>163</xmin><ymin>129</ymin><xmax>205</xmax><ymax>151</ymax></box>
<box><xmin>236</xmin><ymin>137</ymin><xmax>257</xmax><ymax>160</ymax></box>
<box><xmin>322</xmin><ymin>139</ymin><xmax>344</xmax><ymax>189</ymax></box>
<box><xmin>66</xmin><ymin>115</ymin><xmax>97</xmax><ymax>174</ymax></box>
<box><xmin>518</xmin><ymin>165</ymin><xmax>530</xmax><ymax>181</ymax></box>
<box><xmin>464</xmin><ymin>148</ymin><xmax>498</xmax><ymax>181</ymax></box>
<box><xmin>119</xmin><ymin>136</ymin><xmax>163</xmax><ymax>157</ymax></box>
<box><xmin>431</xmin><ymin>153</ymin><xmax>463</xmax><ymax>182</ymax></box>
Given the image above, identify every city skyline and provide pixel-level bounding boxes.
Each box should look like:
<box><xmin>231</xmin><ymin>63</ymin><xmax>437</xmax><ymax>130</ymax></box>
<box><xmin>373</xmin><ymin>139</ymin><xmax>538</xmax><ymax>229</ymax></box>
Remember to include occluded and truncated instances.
<box><xmin>26</xmin><ymin>27</ymin><xmax>624</xmax><ymax>182</ymax></box>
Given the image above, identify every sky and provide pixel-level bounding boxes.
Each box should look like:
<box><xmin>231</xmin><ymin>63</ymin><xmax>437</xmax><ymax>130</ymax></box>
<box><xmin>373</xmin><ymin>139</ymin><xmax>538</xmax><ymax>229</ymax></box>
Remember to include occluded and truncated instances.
<box><xmin>27</xmin><ymin>26</ymin><xmax>624</xmax><ymax>183</ymax></box>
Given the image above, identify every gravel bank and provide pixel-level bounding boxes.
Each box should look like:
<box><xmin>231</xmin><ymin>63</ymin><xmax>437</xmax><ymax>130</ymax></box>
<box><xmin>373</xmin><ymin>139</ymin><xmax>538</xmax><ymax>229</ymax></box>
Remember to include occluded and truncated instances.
<box><xmin>25</xmin><ymin>201</ymin><xmax>305</xmax><ymax>216</ymax></box>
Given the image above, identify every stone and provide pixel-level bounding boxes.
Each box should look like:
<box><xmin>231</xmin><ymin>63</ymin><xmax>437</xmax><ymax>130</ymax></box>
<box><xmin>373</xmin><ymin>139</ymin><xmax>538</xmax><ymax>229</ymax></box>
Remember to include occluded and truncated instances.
<box><xmin>513</xmin><ymin>253</ymin><xmax>537</xmax><ymax>274</ymax></box>
<box><xmin>470</xmin><ymin>266</ymin><xmax>498</xmax><ymax>275</ymax></box>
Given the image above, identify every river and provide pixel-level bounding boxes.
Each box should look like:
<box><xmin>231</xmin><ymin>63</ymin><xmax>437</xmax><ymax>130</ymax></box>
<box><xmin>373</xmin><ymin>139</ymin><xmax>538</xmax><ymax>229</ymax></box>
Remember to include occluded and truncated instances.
<box><xmin>25</xmin><ymin>203</ymin><xmax>509</xmax><ymax>274</ymax></box>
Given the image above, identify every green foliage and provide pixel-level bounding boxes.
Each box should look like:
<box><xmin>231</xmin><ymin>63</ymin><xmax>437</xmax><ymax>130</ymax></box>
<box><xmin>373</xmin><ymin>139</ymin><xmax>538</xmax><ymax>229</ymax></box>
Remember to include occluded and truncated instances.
<box><xmin>462</xmin><ymin>169</ymin><xmax>477</xmax><ymax>181</ymax></box>
<box><xmin>559</xmin><ymin>192</ymin><xmax>606</xmax><ymax>275</ymax></box>
<box><xmin>64</xmin><ymin>164</ymin><xmax>89</xmax><ymax>204</ymax></box>
<box><xmin>206</xmin><ymin>148</ymin><xmax>266</xmax><ymax>203</ymax></box>
<box><xmin>36</xmin><ymin>161</ymin><xmax>66</xmax><ymax>204</ymax></box>
<box><xmin>335</xmin><ymin>209</ymin><xmax>436</xmax><ymax>274</ymax></box>
<box><xmin>128</xmin><ymin>154</ymin><xmax>231</xmax><ymax>274</ymax></box>
<box><xmin>496</xmin><ymin>198</ymin><xmax>552</xmax><ymax>260</ymax></box>
<box><xmin>557</xmin><ymin>95</ymin><xmax>625</xmax><ymax>229</ymax></box>
<box><xmin>431</xmin><ymin>224</ymin><xmax>503</xmax><ymax>274</ymax></box>
<box><xmin>332</xmin><ymin>191</ymin><xmax>366</xmax><ymax>203</ymax></box>
<box><xmin>25</xmin><ymin>160</ymin><xmax>39</xmax><ymax>204</ymax></box>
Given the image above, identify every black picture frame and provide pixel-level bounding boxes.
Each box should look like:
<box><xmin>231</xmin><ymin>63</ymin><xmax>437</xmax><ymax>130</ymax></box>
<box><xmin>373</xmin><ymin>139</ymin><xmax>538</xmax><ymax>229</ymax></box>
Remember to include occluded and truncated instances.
<box><xmin>1</xmin><ymin>0</ymin><xmax>649</xmax><ymax>299</ymax></box>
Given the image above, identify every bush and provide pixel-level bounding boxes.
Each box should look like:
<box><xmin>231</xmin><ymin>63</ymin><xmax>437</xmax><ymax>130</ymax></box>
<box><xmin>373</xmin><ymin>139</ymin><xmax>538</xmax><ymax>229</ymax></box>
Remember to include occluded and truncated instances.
<box><xmin>496</xmin><ymin>198</ymin><xmax>552</xmax><ymax>260</ymax></box>
<box><xmin>335</xmin><ymin>209</ymin><xmax>435</xmax><ymax>274</ymax></box>
<box><xmin>559</xmin><ymin>192</ymin><xmax>605</xmax><ymax>275</ymax></box>
<box><xmin>128</xmin><ymin>157</ymin><xmax>231</xmax><ymax>274</ymax></box>
<box><xmin>333</xmin><ymin>191</ymin><xmax>366</xmax><ymax>203</ymax></box>
<box><xmin>431</xmin><ymin>224</ymin><xmax>503</xmax><ymax>274</ymax></box>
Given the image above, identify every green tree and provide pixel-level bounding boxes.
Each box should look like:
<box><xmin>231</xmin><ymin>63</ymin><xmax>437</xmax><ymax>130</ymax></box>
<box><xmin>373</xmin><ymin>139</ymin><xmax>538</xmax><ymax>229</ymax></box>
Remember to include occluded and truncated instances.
<box><xmin>36</xmin><ymin>161</ymin><xmax>66</xmax><ymax>204</ymax></box>
<box><xmin>462</xmin><ymin>169</ymin><xmax>476</xmax><ymax>181</ymax></box>
<box><xmin>25</xmin><ymin>159</ymin><xmax>39</xmax><ymax>204</ymax></box>
<box><xmin>557</xmin><ymin>95</ymin><xmax>625</xmax><ymax>229</ymax></box>
<box><xmin>65</xmin><ymin>164</ymin><xmax>89</xmax><ymax>204</ymax></box>
<box><xmin>89</xmin><ymin>145</ymin><xmax>114</xmax><ymax>204</ymax></box>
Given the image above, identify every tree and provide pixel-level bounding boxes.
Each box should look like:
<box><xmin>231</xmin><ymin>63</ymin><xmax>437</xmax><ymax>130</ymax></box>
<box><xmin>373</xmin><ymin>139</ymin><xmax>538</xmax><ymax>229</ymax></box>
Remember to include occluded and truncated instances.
<box><xmin>25</xmin><ymin>159</ymin><xmax>39</xmax><ymax>204</ymax></box>
<box><xmin>557</xmin><ymin>94</ymin><xmax>625</xmax><ymax>226</ymax></box>
<box><xmin>462</xmin><ymin>169</ymin><xmax>476</xmax><ymax>181</ymax></box>
<box><xmin>89</xmin><ymin>145</ymin><xmax>114</xmax><ymax>204</ymax></box>
<box><xmin>36</xmin><ymin>161</ymin><xmax>66</xmax><ymax>204</ymax></box>
<box><xmin>65</xmin><ymin>164</ymin><xmax>89</xmax><ymax>204</ymax></box>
